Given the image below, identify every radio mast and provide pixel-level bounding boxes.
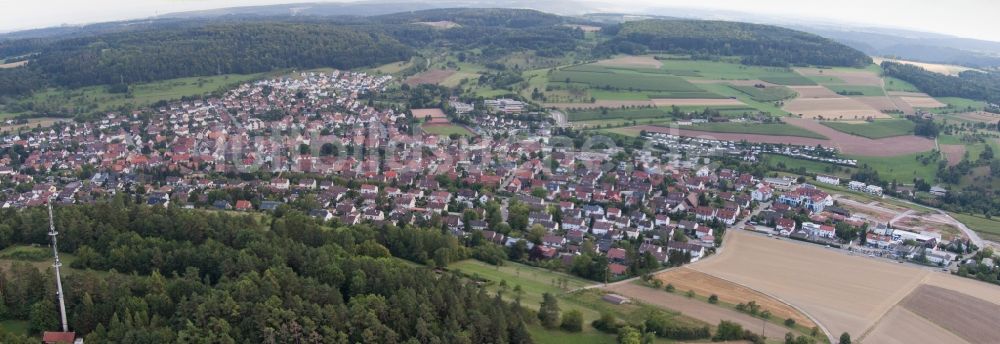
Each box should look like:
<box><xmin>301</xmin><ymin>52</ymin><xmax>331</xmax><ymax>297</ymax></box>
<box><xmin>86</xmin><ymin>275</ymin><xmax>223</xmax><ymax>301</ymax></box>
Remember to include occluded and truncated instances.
<box><xmin>47</xmin><ymin>199</ymin><xmax>69</xmax><ymax>332</ymax></box>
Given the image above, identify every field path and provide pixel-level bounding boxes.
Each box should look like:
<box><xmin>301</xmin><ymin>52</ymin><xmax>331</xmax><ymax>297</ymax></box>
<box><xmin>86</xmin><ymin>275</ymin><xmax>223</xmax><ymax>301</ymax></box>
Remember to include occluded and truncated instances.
<box><xmin>603</xmin><ymin>282</ymin><xmax>794</xmax><ymax>338</ymax></box>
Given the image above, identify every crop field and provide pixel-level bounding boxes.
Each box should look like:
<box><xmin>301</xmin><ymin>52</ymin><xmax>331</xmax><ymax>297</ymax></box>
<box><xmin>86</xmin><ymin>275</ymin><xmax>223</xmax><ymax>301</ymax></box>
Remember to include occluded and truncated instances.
<box><xmin>692</xmin><ymin>230</ymin><xmax>928</xmax><ymax>338</ymax></box>
<box><xmin>862</xmin><ymin>306</ymin><xmax>968</xmax><ymax>344</ymax></box>
<box><xmin>595</xmin><ymin>55</ymin><xmax>663</xmax><ymax>68</ymax></box>
<box><xmin>782</xmin><ymin>97</ymin><xmax>888</xmax><ymax>120</ymax></box>
<box><xmin>404</xmin><ymin>69</ymin><xmax>456</xmax><ymax>85</ymax></box>
<box><xmin>897</xmin><ymin>285</ymin><xmax>1000</xmax><ymax>343</ymax></box>
<box><xmin>794</xmin><ymin>67</ymin><xmax>883</xmax><ymax>86</ymax></box>
<box><xmin>824</xmin><ymin>85</ymin><xmax>886</xmax><ymax>96</ymax></box>
<box><xmin>882</xmin><ymin>77</ymin><xmax>921</xmax><ymax>92</ymax></box>
<box><xmin>898</xmin><ymin>96</ymin><xmax>946</xmax><ymax>108</ymax></box>
<box><xmin>656</xmin><ymin>59</ymin><xmax>815</xmax><ymax>85</ymax></box>
<box><xmin>551</xmin><ymin>68</ymin><xmax>710</xmax><ymax>94</ymax></box>
<box><xmin>789</xmin><ymin>86</ymin><xmax>841</xmax><ymax>98</ymax></box>
<box><xmin>651</xmin><ymin>267</ymin><xmax>816</xmax><ymax>328</ymax></box>
<box><xmin>683</xmin><ymin>122</ymin><xmax>827</xmax><ymax>139</ymax></box>
<box><xmin>566</xmin><ymin>107</ymin><xmax>666</xmax><ymax>122</ymax></box>
<box><xmin>757</xmin><ymin>75</ymin><xmax>817</xmax><ymax>86</ymax></box>
<box><xmin>820</xmin><ymin>119</ymin><xmax>915</xmax><ymax>139</ymax></box>
<box><xmin>728</xmin><ymin>84</ymin><xmax>797</xmax><ymax>101</ymax></box>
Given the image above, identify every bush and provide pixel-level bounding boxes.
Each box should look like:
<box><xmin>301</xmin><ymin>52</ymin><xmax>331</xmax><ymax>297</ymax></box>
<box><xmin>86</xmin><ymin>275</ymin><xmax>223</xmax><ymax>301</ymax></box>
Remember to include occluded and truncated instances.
<box><xmin>761</xmin><ymin>310</ymin><xmax>772</xmax><ymax>319</ymax></box>
<box><xmin>665</xmin><ymin>283</ymin><xmax>675</xmax><ymax>292</ymax></box>
<box><xmin>784</xmin><ymin>318</ymin><xmax>796</xmax><ymax>327</ymax></box>
<box><xmin>592</xmin><ymin>312</ymin><xmax>621</xmax><ymax>333</ymax></box>
<box><xmin>686</xmin><ymin>289</ymin><xmax>695</xmax><ymax>298</ymax></box>
<box><xmin>708</xmin><ymin>294</ymin><xmax>719</xmax><ymax>304</ymax></box>
<box><xmin>560</xmin><ymin>310</ymin><xmax>583</xmax><ymax>332</ymax></box>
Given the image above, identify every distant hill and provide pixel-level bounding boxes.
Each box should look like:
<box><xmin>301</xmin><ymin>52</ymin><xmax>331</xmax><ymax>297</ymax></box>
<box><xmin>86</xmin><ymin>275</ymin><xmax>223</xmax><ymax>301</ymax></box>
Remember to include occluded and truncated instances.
<box><xmin>799</xmin><ymin>26</ymin><xmax>1000</xmax><ymax>69</ymax></box>
<box><xmin>604</xmin><ymin>19</ymin><xmax>872</xmax><ymax>67</ymax></box>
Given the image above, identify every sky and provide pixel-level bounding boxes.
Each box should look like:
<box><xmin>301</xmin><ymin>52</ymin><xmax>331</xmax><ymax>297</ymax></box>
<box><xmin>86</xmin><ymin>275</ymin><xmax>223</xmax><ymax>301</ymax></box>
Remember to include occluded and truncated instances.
<box><xmin>1</xmin><ymin>0</ymin><xmax>999</xmax><ymax>42</ymax></box>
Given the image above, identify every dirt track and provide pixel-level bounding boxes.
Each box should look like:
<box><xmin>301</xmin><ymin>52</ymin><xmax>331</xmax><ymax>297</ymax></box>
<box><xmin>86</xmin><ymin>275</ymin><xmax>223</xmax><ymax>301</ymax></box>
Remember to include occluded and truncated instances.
<box><xmin>604</xmin><ymin>282</ymin><xmax>794</xmax><ymax>337</ymax></box>
<box><xmin>634</xmin><ymin>117</ymin><xmax>935</xmax><ymax>156</ymax></box>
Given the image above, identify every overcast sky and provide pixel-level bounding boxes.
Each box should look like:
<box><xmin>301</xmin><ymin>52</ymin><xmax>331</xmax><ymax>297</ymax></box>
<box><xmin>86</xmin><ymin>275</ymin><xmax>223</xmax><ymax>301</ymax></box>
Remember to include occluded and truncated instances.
<box><xmin>1</xmin><ymin>0</ymin><xmax>999</xmax><ymax>42</ymax></box>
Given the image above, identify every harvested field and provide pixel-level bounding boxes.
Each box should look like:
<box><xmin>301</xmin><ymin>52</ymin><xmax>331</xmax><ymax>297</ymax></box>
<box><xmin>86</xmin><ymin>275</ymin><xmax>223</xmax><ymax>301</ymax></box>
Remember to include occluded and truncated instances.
<box><xmin>652</xmin><ymin>267</ymin><xmax>815</xmax><ymax>327</ymax></box>
<box><xmin>940</xmin><ymin>144</ymin><xmax>966</xmax><ymax>166</ymax></box>
<box><xmin>404</xmin><ymin>69</ymin><xmax>455</xmax><ymax>85</ymax></box>
<box><xmin>603</xmin><ymin>282</ymin><xmax>794</xmax><ymax>337</ymax></box>
<box><xmin>899</xmin><ymin>96</ymin><xmax>946</xmax><ymax>108</ymax></box>
<box><xmin>922</xmin><ymin>273</ymin><xmax>1000</xmax><ymax>305</ymax></box>
<box><xmin>412</xmin><ymin>108</ymin><xmax>447</xmax><ymax>123</ymax></box>
<box><xmin>783</xmin><ymin>97</ymin><xmax>888</xmax><ymax>119</ymax></box>
<box><xmin>954</xmin><ymin>111</ymin><xmax>1000</xmax><ymax>124</ymax></box>
<box><xmin>788</xmin><ymin>86</ymin><xmax>842</xmax><ymax>98</ymax></box>
<box><xmin>899</xmin><ymin>285</ymin><xmax>1000</xmax><ymax>344</ymax></box>
<box><xmin>0</xmin><ymin>60</ymin><xmax>27</xmax><ymax>69</ymax></box>
<box><xmin>862</xmin><ymin>306</ymin><xmax>968</xmax><ymax>344</ymax></box>
<box><xmin>874</xmin><ymin>57</ymin><xmax>979</xmax><ymax>76</ymax></box>
<box><xmin>595</xmin><ymin>55</ymin><xmax>662</xmax><ymax>69</ymax></box>
<box><xmin>853</xmin><ymin>96</ymin><xmax>901</xmax><ymax>112</ymax></box>
<box><xmin>650</xmin><ymin>98</ymin><xmax>745</xmax><ymax>106</ymax></box>
<box><xmin>415</xmin><ymin>21</ymin><xmax>460</xmax><ymax>29</ymax></box>
<box><xmin>794</xmin><ymin>68</ymin><xmax>883</xmax><ymax>86</ymax></box>
<box><xmin>546</xmin><ymin>100</ymin><xmax>654</xmax><ymax>109</ymax></box>
<box><xmin>691</xmin><ymin>230</ymin><xmax>929</xmax><ymax>337</ymax></box>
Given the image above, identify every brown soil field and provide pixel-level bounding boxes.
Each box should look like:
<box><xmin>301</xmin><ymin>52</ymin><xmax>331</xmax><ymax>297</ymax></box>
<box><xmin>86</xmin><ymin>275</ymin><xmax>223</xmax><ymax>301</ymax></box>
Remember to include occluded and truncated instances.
<box><xmin>0</xmin><ymin>60</ymin><xmax>27</xmax><ymax>69</ymax></box>
<box><xmin>862</xmin><ymin>306</ymin><xmax>969</xmax><ymax>344</ymax></box>
<box><xmin>899</xmin><ymin>96</ymin><xmax>946</xmax><ymax>108</ymax></box>
<box><xmin>415</xmin><ymin>21</ymin><xmax>460</xmax><ymax>29</ymax></box>
<box><xmin>921</xmin><ymin>273</ymin><xmax>1000</xmax><ymax>305</ymax></box>
<box><xmin>899</xmin><ymin>285</ymin><xmax>1000</xmax><ymax>343</ymax></box>
<box><xmin>604</xmin><ymin>282</ymin><xmax>796</xmax><ymax>337</ymax></box>
<box><xmin>940</xmin><ymin>144</ymin><xmax>966</xmax><ymax>166</ymax></box>
<box><xmin>596</xmin><ymin>55</ymin><xmax>662</xmax><ymax>68</ymax></box>
<box><xmin>404</xmin><ymin>69</ymin><xmax>456</xmax><ymax>85</ymax></box>
<box><xmin>691</xmin><ymin>230</ymin><xmax>930</xmax><ymax>337</ymax></box>
<box><xmin>835</xmin><ymin>198</ymin><xmax>897</xmax><ymax>223</ymax></box>
<box><xmin>650</xmin><ymin>98</ymin><xmax>746</xmax><ymax>106</ymax></box>
<box><xmin>853</xmin><ymin>96</ymin><xmax>902</xmax><ymax>112</ymax></box>
<box><xmin>546</xmin><ymin>100</ymin><xmax>654</xmax><ymax>109</ymax></box>
<box><xmin>794</xmin><ymin>68</ymin><xmax>883</xmax><ymax>86</ymax></box>
<box><xmin>783</xmin><ymin>98</ymin><xmax>889</xmax><ymax>119</ymax></box>
<box><xmin>653</xmin><ymin>267</ymin><xmax>815</xmax><ymax>327</ymax></box>
<box><xmin>788</xmin><ymin>86</ymin><xmax>843</xmax><ymax>99</ymax></box>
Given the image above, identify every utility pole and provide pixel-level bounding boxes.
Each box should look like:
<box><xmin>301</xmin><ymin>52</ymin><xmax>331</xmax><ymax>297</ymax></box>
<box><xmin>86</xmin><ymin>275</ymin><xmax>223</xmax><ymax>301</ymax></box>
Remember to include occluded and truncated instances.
<box><xmin>47</xmin><ymin>199</ymin><xmax>69</xmax><ymax>332</ymax></box>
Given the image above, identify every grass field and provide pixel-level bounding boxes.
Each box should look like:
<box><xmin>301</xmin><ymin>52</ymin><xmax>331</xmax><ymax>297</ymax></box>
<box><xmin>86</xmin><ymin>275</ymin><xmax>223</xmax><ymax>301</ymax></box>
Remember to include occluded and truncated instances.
<box><xmin>656</xmin><ymin>59</ymin><xmax>816</xmax><ymax>85</ymax></box>
<box><xmin>421</xmin><ymin>123</ymin><xmax>474</xmax><ymax>136</ymax></box>
<box><xmin>552</xmin><ymin>65</ymin><xmax>710</xmax><ymax>93</ymax></box>
<box><xmin>729</xmin><ymin>85</ymin><xmax>797</xmax><ymax>102</ymax></box>
<box><xmin>17</xmin><ymin>73</ymin><xmax>265</xmax><ymax>114</ymax></box>
<box><xmin>820</xmin><ymin>119</ymin><xmax>915</xmax><ymax>139</ymax></box>
<box><xmin>926</xmin><ymin>97</ymin><xmax>986</xmax><ymax>114</ymax></box>
<box><xmin>762</xmin><ymin>154</ymin><xmax>855</xmax><ymax>178</ymax></box>
<box><xmin>567</xmin><ymin>107</ymin><xmax>666</xmax><ymax>122</ymax></box>
<box><xmin>851</xmin><ymin>153</ymin><xmax>939</xmax><ymax>184</ymax></box>
<box><xmin>694</xmin><ymin>83</ymin><xmax>790</xmax><ymax>115</ymax></box>
<box><xmin>758</xmin><ymin>75</ymin><xmax>817</xmax><ymax>86</ymax></box>
<box><xmin>949</xmin><ymin>212</ymin><xmax>1000</xmax><ymax>241</ymax></box>
<box><xmin>883</xmin><ymin>77</ymin><xmax>920</xmax><ymax>92</ymax></box>
<box><xmin>684</xmin><ymin>122</ymin><xmax>828</xmax><ymax>139</ymax></box>
<box><xmin>0</xmin><ymin>320</ymin><xmax>28</xmax><ymax>336</ymax></box>
<box><xmin>825</xmin><ymin>85</ymin><xmax>886</xmax><ymax>96</ymax></box>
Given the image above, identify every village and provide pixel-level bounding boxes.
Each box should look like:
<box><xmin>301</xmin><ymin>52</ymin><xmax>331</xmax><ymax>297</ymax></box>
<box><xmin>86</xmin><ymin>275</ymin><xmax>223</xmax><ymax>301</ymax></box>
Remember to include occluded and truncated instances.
<box><xmin>0</xmin><ymin>69</ymin><xmax>981</xmax><ymax>285</ymax></box>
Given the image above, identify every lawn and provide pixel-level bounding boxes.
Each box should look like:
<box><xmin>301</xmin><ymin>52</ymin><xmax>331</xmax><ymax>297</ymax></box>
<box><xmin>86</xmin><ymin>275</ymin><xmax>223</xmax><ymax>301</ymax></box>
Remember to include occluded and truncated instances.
<box><xmin>825</xmin><ymin>85</ymin><xmax>886</xmax><ymax>96</ymax></box>
<box><xmin>421</xmin><ymin>123</ymin><xmax>474</xmax><ymax>136</ymax></box>
<box><xmin>762</xmin><ymin>154</ymin><xmax>856</xmax><ymax>178</ymax></box>
<box><xmin>0</xmin><ymin>320</ymin><xmax>28</xmax><ymax>336</ymax></box>
<box><xmin>820</xmin><ymin>119</ymin><xmax>915</xmax><ymax>139</ymax></box>
<box><xmin>729</xmin><ymin>85</ymin><xmax>797</xmax><ymax>102</ymax></box>
<box><xmin>684</xmin><ymin>122</ymin><xmax>828</xmax><ymax>139</ymax></box>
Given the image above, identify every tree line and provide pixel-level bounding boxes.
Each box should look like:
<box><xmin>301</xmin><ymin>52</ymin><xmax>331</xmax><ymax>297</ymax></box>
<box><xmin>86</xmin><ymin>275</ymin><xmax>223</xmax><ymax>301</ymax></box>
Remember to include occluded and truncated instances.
<box><xmin>881</xmin><ymin>61</ymin><xmax>1000</xmax><ymax>104</ymax></box>
<box><xmin>0</xmin><ymin>197</ymin><xmax>533</xmax><ymax>343</ymax></box>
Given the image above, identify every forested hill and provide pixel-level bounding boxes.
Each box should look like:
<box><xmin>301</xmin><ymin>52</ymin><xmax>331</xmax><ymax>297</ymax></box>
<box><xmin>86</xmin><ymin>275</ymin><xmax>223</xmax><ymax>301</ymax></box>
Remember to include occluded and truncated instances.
<box><xmin>881</xmin><ymin>61</ymin><xmax>1000</xmax><ymax>104</ymax></box>
<box><xmin>604</xmin><ymin>19</ymin><xmax>872</xmax><ymax>68</ymax></box>
<box><xmin>0</xmin><ymin>22</ymin><xmax>412</xmax><ymax>96</ymax></box>
<box><xmin>0</xmin><ymin>200</ymin><xmax>532</xmax><ymax>343</ymax></box>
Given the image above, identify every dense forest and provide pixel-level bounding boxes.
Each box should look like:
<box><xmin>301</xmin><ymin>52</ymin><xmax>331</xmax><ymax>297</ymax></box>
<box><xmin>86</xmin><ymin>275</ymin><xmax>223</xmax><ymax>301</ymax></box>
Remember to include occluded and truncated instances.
<box><xmin>0</xmin><ymin>199</ymin><xmax>533</xmax><ymax>343</ymax></box>
<box><xmin>881</xmin><ymin>61</ymin><xmax>1000</xmax><ymax>104</ymax></box>
<box><xmin>604</xmin><ymin>20</ymin><xmax>872</xmax><ymax>67</ymax></box>
<box><xmin>0</xmin><ymin>22</ymin><xmax>413</xmax><ymax>96</ymax></box>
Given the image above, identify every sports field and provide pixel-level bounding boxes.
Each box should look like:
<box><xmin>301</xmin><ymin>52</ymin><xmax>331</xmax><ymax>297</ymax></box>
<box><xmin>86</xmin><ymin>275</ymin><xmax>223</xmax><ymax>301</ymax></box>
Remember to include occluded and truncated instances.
<box><xmin>421</xmin><ymin>123</ymin><xmax>474</xmax><ymax>136</ymax></box>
